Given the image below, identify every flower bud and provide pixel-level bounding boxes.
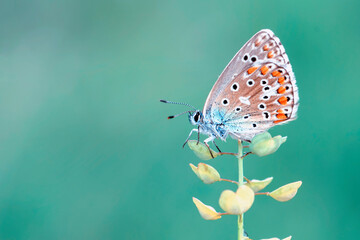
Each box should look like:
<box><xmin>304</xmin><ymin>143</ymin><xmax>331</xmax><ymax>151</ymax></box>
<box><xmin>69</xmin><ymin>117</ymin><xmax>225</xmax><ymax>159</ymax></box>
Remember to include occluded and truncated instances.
<box><xmin>192</xmin><ymin>197</ymin><xmax>221</xmax><ymax>220</ymax></box>
<box><xmin>190</xmin><ymin>163</ymin><xmax>220</xmax><ymax>184</ymax></box>
<box><xmin>219</xmin><ymin>185</ymin><xmax>254</xmax><ymax>214</ymax></box>
<box><xmin>188</xmin><ymin>140</ymin><xmax>219</xmax><ymax>160</ymax></box>
<box><xmin>270</xmin><ymin>181</ymin><xmax>302</xmax><ymax>202</ymax></box>
<box><xmin>249</xmin><ymin>132</ymin><xmax>287</xmax><ymax>157</ymax></box>
<box><xmin>245</xmin><ymin>177</ymin><xmax>273</xmax><ymax>192</ymax></box>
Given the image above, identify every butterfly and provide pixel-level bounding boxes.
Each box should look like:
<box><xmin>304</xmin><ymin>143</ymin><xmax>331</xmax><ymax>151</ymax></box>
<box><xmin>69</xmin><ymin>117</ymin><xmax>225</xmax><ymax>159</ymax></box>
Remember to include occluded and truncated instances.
<box><xmin>161</xmin><ymin>29</ymin><xmax>299</xmax><ymax>157</ymax></box>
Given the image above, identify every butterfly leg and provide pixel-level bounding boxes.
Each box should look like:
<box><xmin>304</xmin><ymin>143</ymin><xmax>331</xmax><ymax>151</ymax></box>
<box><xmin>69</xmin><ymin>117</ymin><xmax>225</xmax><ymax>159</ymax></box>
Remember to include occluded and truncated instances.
<box><xmin>212</xmin><ymin>140</ymin><xmax>222</xmax><ymax>153</ymax></box>
<box><xmin>197</xmin><ymin>125</ymin><xmax>200</xmax><ymax>145</ymax></box>
<box><xmin>204</xmin><ymin>135</ymin><xmax>216</xmax><ymax>158</ymax></box>
<box><xmin>241</xmin><ymin>152</ymin><xmax>252</xmax><ymax>158</ymax></box>
<box><xmin>183</xmin><ymin>128</ymin><xmax>199</xmax><ymax>148</ymax></box>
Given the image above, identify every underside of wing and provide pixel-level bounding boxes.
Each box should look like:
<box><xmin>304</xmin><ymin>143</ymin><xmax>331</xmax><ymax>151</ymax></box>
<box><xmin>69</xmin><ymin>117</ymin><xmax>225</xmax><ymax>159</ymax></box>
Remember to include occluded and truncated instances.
<box><xmin>202</xmin><ymin>29</ymin><xmax>299</xmax><ymax>140</ymax></box>
<box><xmin>203</xmin><ymin>29</ymin><xmax>290</xmax><ymax>115</ymax></box>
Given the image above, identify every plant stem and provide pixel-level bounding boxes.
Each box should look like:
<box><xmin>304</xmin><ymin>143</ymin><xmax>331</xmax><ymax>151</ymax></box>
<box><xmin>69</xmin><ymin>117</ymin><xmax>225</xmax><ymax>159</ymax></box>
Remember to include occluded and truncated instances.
<box><xmin>220</xmin><ymin>178</ymin><xmax>239</xmax><ymax>184</ymax></box>
<box><xmin>218</xmin><ymin>152</ymin><xmax>237</xmax><ymax>156</ymax></box>
<box><xmin>255</xmin><ymin>192</ymin><xmax>270</xmax><ymax>195</ymax></box>
<box><xmin>243</xmin><ymin>176</ymin><xmax>251</xmax><ymax>183</ymax></box>
<box><xmin>237</xmin><ymin>140</ymin><xmax>244</xmax><ymax>240</ymax></box>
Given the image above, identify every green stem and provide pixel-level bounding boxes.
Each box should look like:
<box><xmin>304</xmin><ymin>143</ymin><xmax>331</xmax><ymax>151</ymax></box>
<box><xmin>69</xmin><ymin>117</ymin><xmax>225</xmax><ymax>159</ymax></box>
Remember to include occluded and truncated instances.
<box><xmin>237</xmin><ymin>141</ymin><xmax>244</xmax><ymax>240</ymax></box>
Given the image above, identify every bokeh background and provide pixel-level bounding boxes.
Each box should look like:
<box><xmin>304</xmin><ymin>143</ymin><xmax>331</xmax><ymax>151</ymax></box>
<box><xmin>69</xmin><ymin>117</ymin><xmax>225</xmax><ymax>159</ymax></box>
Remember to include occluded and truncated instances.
<box><xmin>0</xmin><ymin>0</ymin><xmax>359</xmax><ymax>239</ymax></box>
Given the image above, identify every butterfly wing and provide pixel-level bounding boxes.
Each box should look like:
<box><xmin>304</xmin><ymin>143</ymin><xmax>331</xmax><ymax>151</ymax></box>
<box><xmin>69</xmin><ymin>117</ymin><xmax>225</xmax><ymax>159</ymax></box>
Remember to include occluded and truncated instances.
<box><xmin>203</xmin><ymin>29</ymin><xmax>299</xmax><ymax>140</ymax></box>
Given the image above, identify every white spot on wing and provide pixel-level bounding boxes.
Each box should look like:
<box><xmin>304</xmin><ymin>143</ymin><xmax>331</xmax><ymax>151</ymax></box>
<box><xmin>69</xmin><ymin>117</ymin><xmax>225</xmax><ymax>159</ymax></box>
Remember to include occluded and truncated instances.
<box><xmin>239</xmin><ymin>96</ymin><xmax>251</xmax><ymax>105</ymax></box>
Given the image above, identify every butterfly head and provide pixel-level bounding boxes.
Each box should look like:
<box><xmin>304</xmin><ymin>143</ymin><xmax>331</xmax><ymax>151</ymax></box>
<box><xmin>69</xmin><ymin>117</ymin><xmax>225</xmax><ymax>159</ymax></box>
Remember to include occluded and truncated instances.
<box><xmin>188</xmin><ymin>110</ymin><xmax>203</xmax><ymax>126</ymax></box>
<box><xmin>160</xmin><ymin>99</ymin><xmax>204</xmax><ymax>125</ymax></box>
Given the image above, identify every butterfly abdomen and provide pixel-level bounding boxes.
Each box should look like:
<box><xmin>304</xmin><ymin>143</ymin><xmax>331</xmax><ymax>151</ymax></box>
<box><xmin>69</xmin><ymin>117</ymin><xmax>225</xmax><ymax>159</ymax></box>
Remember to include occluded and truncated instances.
<box><xmin>215</xmin><ymin>123</ymin><xmax>227</xmax><ymax>139</ymax></box>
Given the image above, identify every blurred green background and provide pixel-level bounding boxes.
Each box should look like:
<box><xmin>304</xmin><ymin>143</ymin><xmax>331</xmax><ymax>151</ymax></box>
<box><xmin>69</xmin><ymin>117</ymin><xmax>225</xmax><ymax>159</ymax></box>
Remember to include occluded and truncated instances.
<box><xmin>0</xmin><ymin>0</ymin><xmax>359</xmax><ymax>239</ymax></box>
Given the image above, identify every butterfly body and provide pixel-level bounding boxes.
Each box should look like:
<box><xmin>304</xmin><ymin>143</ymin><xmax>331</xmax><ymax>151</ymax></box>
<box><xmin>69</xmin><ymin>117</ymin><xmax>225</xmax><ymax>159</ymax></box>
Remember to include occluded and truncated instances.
<box><xmin>164</xmin><ymin>29</ymin><xmax>299</xmax><ymax>150</ymax></box>
<box><xmin>188</xmin><ymin>111</ymin><xmax>229</xmax><ymax>141</ymax></box>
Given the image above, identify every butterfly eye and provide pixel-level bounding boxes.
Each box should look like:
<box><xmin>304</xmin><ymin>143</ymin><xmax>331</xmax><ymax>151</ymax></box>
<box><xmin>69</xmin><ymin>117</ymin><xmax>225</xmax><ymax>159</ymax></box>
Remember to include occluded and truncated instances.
<box><xmin>262</xmin><ymin>111</ymin><xmax>270</xmax><ymax>119</ymax></box>
<box><xmin>222</xmin><ymin>98</ymin><xmax>229</xmax><ymax>106</ymax></box>
<box><xmin>235</xmin><ymin>107</ymin><xmax>242</xmax><ymax>112</ymax></box>
<box><xmin>260</xmin><ymin>80</ymin><xmax>268</xmax><ymax>86</ymax></box>
<box><xmin>231</xmin><ymin>83</ymin><xmax>239</xmax><ymax>92</ymax></box>
<box><xmin>251</xmin><ymin>56</ymin><xmax>257</xmax><ymax>62</ymax></box>
<box><xmin>194</xmin><ymin>112</ymin><xmax>200</xmax><ymax>122</ymax></box>
<box><xmin>258</xmin><ymin>103</ymin><xmax>266</xmax><ymax>110</ymax></box>
<box><xmin>246</xmin><ymin>79</ymin><xmax>255</xmax><ymax>87</ymax></box>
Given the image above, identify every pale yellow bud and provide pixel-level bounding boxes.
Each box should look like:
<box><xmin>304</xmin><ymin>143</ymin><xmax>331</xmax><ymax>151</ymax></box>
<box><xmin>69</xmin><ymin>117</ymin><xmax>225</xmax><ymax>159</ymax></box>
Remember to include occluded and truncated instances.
<box><xmin>188</xmin><ymin>140</ymin><xmax>219</xmax><ymax>160</ymax></box>
<box><xmin>190</xmin><ymin>163</ymin><xmax>220</xmax><ymax>184</ymax></box>
<box><xmin>219</xmin><ymin>185</ymin><xmax>254</xmax><ymax>214</ymax></box>
<box><xmin>245</xmin><ymin>177</ymin><xmax>273</xmax><ymax>192</ymax></box>
<box><xmin>249</xmin><ymin>132</ymin><xmax>287</xmax><ymax>157</ymax></box>
<box><xmin>192</xmin><ymin>197</ymin><xmax>221</xmax><ymax>220</ymax></box>
<box><xmin>270</xmin><ymin>181</ymin><xmax>302</xmax><ymax>202</ymax></box>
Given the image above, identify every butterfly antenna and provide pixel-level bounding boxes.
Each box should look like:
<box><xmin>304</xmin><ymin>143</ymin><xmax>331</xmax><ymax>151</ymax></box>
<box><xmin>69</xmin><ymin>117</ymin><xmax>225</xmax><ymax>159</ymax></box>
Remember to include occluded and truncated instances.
<box><xmin>160</xmin><ymin>99</ymin><xmax>197</xmax><ymax>111</ymax></box>
<box><xmin>167</xmin><ymin>110</ymin><xmax>194</xmax><ymax>119</ymax></box>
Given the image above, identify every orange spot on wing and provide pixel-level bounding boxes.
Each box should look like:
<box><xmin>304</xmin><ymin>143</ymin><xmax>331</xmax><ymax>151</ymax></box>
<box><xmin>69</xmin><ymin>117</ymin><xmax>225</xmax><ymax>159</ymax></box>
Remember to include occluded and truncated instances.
<box><xmin>277</xmin><ymin>109</ymin><xmax>284</xmax><ymax>114</ymax></box>
<box><xmin>276</xmin><ymin>113</ymin><xmax>287</xmax><ymax>120</ymax></box>
<box><xmin>267</xmin><ymin>51</ymin><xmax>274</xmax><ymax>58</ymax></box>
<box><xmin>247</xmin><ymin>67</ymin><xmax>258</xmax><ymax>74</ymax></box>
<box><xmin>277</xmin><ymin>86</ymin><xmax>286</xmax><ymax>94</ymax></box>
<box><xmin>278</xmin><ymin>96</ymin><xmax>288</xmax><ymax>105</ymax></box>
<box><xmin>274</xmin><ymin>113</ymin><xmax>288</xmax><ymax>123</ymax></box>
<box><xmin>260</xmin><ymin>66</ymin><xmax>269</xmax><ymax>75</ymax></box>
<box><xmin>272</xmin><ymin>71</ymin><xmax>281</xmax><ymax>77</ymax></box>
<box><xmin>278</xmin><ymin>76</ymin><xmax>285</xmax><ymax>84</ymax></box>
<box><xmin>255</xmin><ymin>40</ymin><xmax>261</xmax><ymax>47</ymax></box>
<box><xmin>263</xmin><ymin>45</ymin><xmax>269</xmax><ymax>51</ymax></box>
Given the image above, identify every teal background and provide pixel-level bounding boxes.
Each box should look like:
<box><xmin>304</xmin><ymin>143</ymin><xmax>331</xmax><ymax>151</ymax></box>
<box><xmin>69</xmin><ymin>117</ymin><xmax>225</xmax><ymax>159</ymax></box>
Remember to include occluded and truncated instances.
<box><xmin>0</xmin><ymin>0</ymin><xmax>359</xmax><ymax>239</ymax></box>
